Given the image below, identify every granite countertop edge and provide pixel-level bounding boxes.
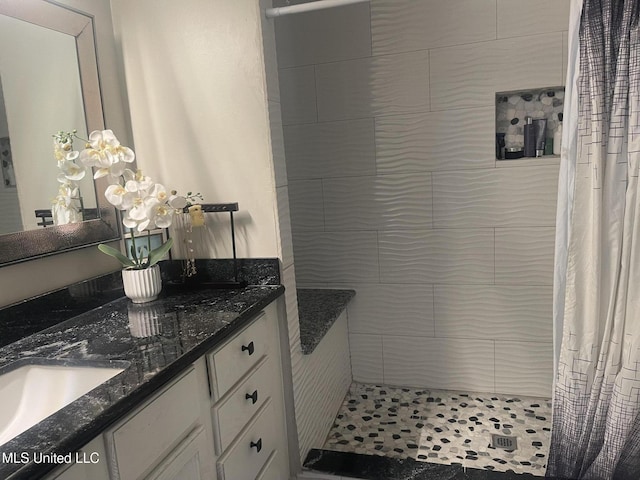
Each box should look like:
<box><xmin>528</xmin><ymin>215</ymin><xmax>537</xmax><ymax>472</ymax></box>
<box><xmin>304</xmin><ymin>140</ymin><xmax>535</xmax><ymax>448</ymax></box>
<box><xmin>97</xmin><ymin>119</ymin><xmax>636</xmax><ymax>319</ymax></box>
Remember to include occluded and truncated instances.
<box><xmin>297</xmin><ymin>288</ymin><xmax>356</xmax><ymax>355</ymax></box>
<box><xmin>0</xmin><ymin>284</ymin><xmax>284</xmax><ymax>480</ymax></box>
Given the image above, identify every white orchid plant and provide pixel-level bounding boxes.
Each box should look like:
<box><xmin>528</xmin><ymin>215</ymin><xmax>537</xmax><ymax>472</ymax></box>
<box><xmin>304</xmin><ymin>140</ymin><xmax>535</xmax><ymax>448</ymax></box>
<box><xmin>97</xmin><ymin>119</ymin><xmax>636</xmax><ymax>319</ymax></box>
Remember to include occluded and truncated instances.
<box><xmin>54</xmin><ymin>129</ymin><xmax>201</xmax><ymax>270</ymax></box>
<box><xmin>52</xmin><ymin>130</ymin><xmax>86</xmax><ymax>225</ymax></box>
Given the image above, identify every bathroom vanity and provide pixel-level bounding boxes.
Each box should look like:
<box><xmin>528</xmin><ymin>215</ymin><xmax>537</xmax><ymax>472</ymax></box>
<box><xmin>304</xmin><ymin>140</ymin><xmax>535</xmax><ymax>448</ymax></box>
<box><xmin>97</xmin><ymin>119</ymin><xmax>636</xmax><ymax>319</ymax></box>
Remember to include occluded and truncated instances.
<box><xmin>0</xmin><ymin>282</ymin><xmax>290</xmax><ymax>480</ymax></box>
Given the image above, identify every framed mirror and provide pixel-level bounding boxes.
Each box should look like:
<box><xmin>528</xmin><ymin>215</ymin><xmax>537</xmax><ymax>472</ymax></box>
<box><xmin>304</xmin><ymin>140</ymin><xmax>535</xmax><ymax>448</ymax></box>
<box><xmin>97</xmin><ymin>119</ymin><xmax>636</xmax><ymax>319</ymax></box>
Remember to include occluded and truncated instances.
<box><xmin>0</xmin><ymin>0</ymin><xmax>120</xmax><ymax>266</ymax></box>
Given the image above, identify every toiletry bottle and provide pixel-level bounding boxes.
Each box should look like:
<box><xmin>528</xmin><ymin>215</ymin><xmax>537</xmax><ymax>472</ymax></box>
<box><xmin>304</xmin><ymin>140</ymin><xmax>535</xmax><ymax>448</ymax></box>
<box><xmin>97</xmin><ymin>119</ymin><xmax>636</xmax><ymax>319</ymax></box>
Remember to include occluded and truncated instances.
<box><xmin>524</xmin><ymin>116</ymin><xmax>536</xmax><ymax>157</ymax></box>
<box><xmin>533</xmin><ymin>118</ymin><xmax>547</xmax><ymax>157</ymax></box>
<box><xmin>553</xmin><ymin>114</ymin><xmax>563</xmax><ymax>155</ymax></box>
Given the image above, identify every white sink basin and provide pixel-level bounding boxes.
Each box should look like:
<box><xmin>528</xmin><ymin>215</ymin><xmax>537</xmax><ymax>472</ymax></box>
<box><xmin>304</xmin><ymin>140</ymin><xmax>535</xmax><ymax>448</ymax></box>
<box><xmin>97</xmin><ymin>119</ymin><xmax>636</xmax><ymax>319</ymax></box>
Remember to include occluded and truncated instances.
<box><xmin>0</xmin><ymin>361</ymin><xmax>126</xmax><ymax>446</ymax></box>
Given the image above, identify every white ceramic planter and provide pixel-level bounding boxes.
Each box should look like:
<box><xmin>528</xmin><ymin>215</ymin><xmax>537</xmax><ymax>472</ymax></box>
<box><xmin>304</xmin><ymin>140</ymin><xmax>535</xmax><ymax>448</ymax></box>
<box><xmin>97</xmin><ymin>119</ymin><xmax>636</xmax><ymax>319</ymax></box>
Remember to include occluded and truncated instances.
<box><xmin>121</xmin><ymin>264</ymin><xmax>162</xmax><ymax>304</ymax></box>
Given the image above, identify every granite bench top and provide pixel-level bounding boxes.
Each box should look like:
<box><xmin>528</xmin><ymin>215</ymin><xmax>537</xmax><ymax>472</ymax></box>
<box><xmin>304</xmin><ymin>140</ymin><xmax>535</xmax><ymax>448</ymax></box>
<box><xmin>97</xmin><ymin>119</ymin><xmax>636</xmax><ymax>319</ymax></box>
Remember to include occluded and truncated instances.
<box><xmin>297</xmin><ymin>288</ymin><xmax>356</xmax><ymax>355</ymax></box>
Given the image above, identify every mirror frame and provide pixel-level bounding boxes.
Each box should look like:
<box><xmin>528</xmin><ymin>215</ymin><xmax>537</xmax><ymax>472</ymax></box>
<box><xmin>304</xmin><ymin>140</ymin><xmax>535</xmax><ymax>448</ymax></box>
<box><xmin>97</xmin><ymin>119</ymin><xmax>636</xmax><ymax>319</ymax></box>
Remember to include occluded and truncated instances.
<box><xmin>0</xmin><ymin>0</ymin><xmax>120</xmax><ymax>266</ymax></box>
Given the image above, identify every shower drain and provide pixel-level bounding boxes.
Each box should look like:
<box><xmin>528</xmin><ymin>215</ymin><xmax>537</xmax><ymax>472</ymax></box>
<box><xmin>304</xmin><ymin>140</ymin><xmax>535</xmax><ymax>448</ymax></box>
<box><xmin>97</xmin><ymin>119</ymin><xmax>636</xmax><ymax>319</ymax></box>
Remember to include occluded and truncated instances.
<box><xmin>491</xmin><ymin>434</ymin><xmax>518</xmax><ymax>450</ymax></box>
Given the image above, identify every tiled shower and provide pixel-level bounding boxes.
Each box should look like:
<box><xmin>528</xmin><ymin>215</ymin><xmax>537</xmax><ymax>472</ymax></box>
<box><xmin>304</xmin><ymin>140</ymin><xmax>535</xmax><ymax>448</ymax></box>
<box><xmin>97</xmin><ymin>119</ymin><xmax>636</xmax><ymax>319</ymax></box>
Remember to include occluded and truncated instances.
<box><xmin>273</xmin><ymin>0</ymin><xmax>570</xmax><ymax>474</ymax></box>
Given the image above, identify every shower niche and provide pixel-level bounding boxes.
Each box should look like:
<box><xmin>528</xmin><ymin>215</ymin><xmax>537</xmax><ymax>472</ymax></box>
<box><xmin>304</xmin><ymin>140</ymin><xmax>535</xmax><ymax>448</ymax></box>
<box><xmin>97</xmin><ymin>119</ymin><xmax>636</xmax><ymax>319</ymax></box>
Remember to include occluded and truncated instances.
<box><xmin>495</xmin><ymin>86</ymin><xmax>565</xmax><ymax>160</ymax></box>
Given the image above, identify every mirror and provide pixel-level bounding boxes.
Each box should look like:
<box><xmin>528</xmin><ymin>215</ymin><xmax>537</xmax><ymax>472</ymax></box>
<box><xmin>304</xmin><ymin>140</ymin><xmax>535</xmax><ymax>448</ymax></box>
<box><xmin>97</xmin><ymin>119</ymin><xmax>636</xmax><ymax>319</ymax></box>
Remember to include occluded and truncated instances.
<box><xmin>0</xmin><ymin>0</ymin><xmax>119</xmax><ymax>266</ymax></box>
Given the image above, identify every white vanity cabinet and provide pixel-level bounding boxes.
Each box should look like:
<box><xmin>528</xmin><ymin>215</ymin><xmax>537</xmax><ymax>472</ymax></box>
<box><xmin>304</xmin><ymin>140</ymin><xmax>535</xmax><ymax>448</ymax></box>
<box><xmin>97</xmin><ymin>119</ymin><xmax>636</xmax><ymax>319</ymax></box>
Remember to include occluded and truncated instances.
<box><xmin>46</xmin><ymin>299</ymin><xmax>290</xmax><ymax>480</ymax></box>
<box><xmin>207</xmin><ymin>302</ymin><xmax>289</xmax><ymax>480</ymax></box>
<box><xmin>103</xmin><ymin>358</ymin><xmax>216</xmax><ymax>480</ymax></box>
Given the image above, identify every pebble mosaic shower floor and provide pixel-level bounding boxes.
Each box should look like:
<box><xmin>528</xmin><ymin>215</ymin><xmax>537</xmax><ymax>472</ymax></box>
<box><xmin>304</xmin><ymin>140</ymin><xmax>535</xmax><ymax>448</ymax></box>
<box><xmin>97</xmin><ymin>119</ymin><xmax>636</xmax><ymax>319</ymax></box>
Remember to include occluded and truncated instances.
<box><xmin>323</xmin><ymin>383</ymin><xmax>552</xmax><ymax>476</ymax></box>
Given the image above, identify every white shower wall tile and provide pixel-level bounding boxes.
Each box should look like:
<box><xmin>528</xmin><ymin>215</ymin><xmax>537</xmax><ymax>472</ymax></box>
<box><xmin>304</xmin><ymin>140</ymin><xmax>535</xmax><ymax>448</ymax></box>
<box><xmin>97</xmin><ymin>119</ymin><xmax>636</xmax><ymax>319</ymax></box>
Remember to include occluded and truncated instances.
<box><xmin>323</xmin><ymin>174</ymin><xmax>433</xmax><ymax>230</ymax></box>
<box><xmin>349</xmin><ymin>333</ymin><xmax>384</xmax><ymax>384</ymax></box>
<box><xmin>276</xmin><ymin>186</ymin><xmax>295</xmax><ymax>268</ymax></box>
<box><xmin>279</xmin><ymin>65</ymin><xmax>317</xmax><ymax>125</ymax></box>
<box><xmin>434</xmin><ymin>285</ymin><xmax>553</xmax><ymax>342</ymax></box>
<box><xmin>378</xmin><ymin>229</ymin><xmax>494</xmax><ymax>284</ymax></box>
<box><xmin>315</xmin><ymin>51</ymin><xmax>430</xmax><ymax>121</ymax></box>
<box><xmin>260</xmin><ymin>0</ymin><xmax>281</xmax><ymax>103</ymax></box>
<box><xmin>275</xmin><ymin>2</ymin><xmax>371</xmax><ymax>68</ymax></box>
<box><xmin>432</xmin><ymin>165</ymin><xmax>560</xmax><ymax>228</ymax></box>
<box><xmin>371</xmin><ymin>0</ymin><xmax>496</xmax><ymax>56</ymax></box>
<box><xmin>293</xmin><ymin>230</ymin><xmax>380</xmax><ymax>284</ymax></box>
<box><xmin>430</xmin><ymin>33</ymin><xmax>564</xmax><ymax>110</ymax></box>
<box><xmin>284</xmin><ymin>119</ymin><xmax>376</xmax><ymax>180</ymax></box>
<box><xmin>383</xmin><ymin>336</ymin><xmax>495</xmax><ymax>392</ymax></box>
<box><xmin>495</xmin><ymin>227</ymin><xmax>555</xmax><ymax>285</ymax></box>
<box><xmin>497</xmin><ymin>0</ymin><xmax>570</xmax><ymax>39</ymax></box>
<box><xmin>341</xmin><ymin>283</ymin><xmax>434</xmax><ymax>336</ymax></box>
<box><xmin>495</xmin><ymin>341</ymin><xmax>554</xmax><ymax>397</ymax></box>
<box><xmin>375</xmin><ymin>107</ymin><xmax>495</xmax><ymax>173</ymax></box>
<box><xmin>268</xmin><ymin>101</ymin><xmax>288</xmax><ymax>188</ymax></box>
<box><xmin>288</xmin><ymin>179</ymin><xmax>325</xmax><ymax>231</ymax></box>
<box><xmin>282</xmin><ymin>263</ymin><xmax>301</xmax><ymax>352</ymax></box>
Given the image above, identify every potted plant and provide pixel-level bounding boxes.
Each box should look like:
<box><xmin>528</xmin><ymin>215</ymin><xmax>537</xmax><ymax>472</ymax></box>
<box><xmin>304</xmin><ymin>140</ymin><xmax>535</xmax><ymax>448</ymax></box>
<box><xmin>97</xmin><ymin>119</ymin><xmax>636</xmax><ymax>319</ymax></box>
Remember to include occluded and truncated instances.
<box><xmin>56</xmin><ymin>129</ymin><xmax>196</xmax><ymax>303</ymax></box>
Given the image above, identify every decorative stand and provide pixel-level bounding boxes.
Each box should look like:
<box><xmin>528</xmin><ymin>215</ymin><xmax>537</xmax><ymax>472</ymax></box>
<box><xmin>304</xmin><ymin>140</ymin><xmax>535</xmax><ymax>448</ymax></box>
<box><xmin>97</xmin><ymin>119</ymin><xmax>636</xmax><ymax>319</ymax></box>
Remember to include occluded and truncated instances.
<box><xmin>166</xmin><ymin>202</ymin><xmax>247</xmax><ymax>289</ymax></box>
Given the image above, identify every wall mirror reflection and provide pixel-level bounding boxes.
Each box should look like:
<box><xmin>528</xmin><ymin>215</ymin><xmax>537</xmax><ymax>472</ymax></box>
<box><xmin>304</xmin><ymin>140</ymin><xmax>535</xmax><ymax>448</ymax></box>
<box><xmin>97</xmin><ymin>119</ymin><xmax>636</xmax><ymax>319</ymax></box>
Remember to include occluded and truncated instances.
<box><xmin>0</xmin><ymin>0</ymin><xmax>119</xmax><ymax>265</ymax></box>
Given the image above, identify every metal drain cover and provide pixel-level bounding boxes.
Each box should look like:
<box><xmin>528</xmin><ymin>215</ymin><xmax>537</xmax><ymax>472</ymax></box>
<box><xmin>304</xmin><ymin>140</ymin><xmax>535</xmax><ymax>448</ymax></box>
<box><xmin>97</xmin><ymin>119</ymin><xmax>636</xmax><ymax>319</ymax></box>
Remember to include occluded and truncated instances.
<box><xmin>491</xmin><ymin>434</ymin><xmax>518</xmax><ymax>450</ymax></box>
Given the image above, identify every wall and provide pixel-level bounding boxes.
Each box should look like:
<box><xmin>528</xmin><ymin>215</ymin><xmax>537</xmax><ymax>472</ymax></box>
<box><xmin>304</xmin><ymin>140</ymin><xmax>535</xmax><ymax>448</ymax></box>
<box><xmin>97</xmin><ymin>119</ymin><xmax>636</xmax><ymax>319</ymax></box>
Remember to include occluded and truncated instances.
<box><xmin>0</xmin><ymin>0</ymin><xmax>130</xmax><ymax>308</ymax></box>
<box><xmin>276</xmin><ymin>0</ymin><xmax>570</xmax><ymax>397</ymax></box>
<box><xmin>111</xmin><ymin>0</ymin><xmax>284</xmax><ymax>261</ymax></box>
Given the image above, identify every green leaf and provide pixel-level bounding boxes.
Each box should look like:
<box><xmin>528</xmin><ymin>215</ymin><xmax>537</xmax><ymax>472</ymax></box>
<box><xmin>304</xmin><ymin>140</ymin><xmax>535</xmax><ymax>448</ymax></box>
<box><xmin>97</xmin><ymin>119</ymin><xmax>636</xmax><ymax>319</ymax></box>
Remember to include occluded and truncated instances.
<box><xmin>98</xmin><ymin>244</ymin><xmax>136</xmax><ymax>268</ymax></box>
<box><xmin>146</xmin><ymin>238</ymin><xmax>174</xmax><ymax>268</ymax></box>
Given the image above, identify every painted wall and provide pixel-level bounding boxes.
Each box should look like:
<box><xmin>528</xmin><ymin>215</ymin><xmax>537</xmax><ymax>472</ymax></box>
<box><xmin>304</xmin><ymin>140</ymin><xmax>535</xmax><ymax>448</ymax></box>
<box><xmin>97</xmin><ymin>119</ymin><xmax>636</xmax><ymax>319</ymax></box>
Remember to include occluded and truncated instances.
<box><xmin>276</xmin><ymin>0</ymin><xmax>570</xmax><ymax>397</ymax></box>
<box><xmin>0</xmin><ymin>0</ymin><xmax>129</xmax><ymax>309</ymax></box>
<box><xmin>111</xmin><ymin>0</ymin><xmax>283</xmax><ymax>261</ymax></box>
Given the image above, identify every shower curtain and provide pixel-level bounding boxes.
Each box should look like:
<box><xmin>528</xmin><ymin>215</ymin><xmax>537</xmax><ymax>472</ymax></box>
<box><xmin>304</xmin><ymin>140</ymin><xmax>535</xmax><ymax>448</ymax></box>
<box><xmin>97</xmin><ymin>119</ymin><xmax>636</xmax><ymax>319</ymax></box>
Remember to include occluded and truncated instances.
<box><xmin>548</xmin><ymin>0</ymin><xmax>640</xmax><ymax>479</ymax></box>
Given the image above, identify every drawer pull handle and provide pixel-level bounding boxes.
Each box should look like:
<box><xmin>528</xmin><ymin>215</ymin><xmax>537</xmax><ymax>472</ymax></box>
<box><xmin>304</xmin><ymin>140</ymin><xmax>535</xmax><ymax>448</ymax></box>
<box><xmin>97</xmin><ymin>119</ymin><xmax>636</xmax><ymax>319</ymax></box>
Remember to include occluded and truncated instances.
<box><xmin>250</xmin><ymin>438</ymin><xmax>262</xmax><ymax>453</ymax></box>
<box><xmin>246</xmin><ymin>390</ymin><xmax>258</xmax><ymax>404</ymax></box>
<box><xmin>242</xmin><ymin>341</ymin><xmax>255</xmax><ymax>355</ymax></box>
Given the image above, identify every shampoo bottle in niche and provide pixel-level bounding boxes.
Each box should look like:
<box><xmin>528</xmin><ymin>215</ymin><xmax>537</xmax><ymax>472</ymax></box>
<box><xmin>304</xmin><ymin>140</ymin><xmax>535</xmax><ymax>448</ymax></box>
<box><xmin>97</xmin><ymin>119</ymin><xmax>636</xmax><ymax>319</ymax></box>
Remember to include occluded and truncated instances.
<box><xmin>553</xmin><ymin>113</ymin><xmax>563</xmax><ymax>155</ymax></box>
<box><xmin>524</xmin><ymin>116</ymin><xmax>536</xmax><ymax>157</ymax></box>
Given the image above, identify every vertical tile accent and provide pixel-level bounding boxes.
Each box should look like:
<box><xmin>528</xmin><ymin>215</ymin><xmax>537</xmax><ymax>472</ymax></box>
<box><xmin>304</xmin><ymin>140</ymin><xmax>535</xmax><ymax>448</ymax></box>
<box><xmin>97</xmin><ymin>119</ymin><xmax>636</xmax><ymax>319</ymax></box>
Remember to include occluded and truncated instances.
<box><xmin>323</xmin><ymin>174</ymin><xmax>433</xmax><ymax>230</ymax></box>
<box><xmin>383</xmin><ymin>336</ymin><xmax>495</xmax><ymax>392</ymax></box>
<box><xmin>430</xmin><ymin>33</ymin><xmax>564</xmax><ymax>110</ymax></box>
<box><xmin>315</xmin><ymin>51</ymin><xmax>429</xmax><ymax>121</ymax></box>
<box><xmin>293</xmin><ymin>231</ymin><xmax>380</xmax><ymax>284</ymax></box>
<box><xmin>288</xmin><ymin>179</ymin><xmax>325</xmax><ymax>232</ymax></box>
<box><xmin>349</xmin><ymin>333</ymin><xmax>384</xmax><ymax>384</ymax></box>
<box><xmin>434</xmin><ymin>285</ymin><xmax>553</xmax><ymax>342</ymax></box>
<box><xmin>432</xmin><ymin>165</ymin><xmax>560</xmax><ymax>228</ymax></box>
<box><xmin>495</xmin><ymin>341</ymin><xmax>553</xmax><ymax>396</ymax></box>
<box><xmin>279</xmin><ymin>66</ymin><xmax>318</xmax><ymax>125</ymax></box>
<box><xmin>379</xmin><ymin>229</ymin><xmax>494</xmax><ymax>284</ymax></box>
<box><xmin>260</xmin><ymin>0</ymin><xmax>281</xmax><ymax>103</ymax></box>
<box><xmin>497</xmin><ymin>0</ymin><xmax>571</xmax><ymax>39</ymax></box>
<box><xmin>268</xmin><ymin>101</ymin><xmax>288</xmax><ymax>187</ymax></box>
<box><xmin>375</xmin><ymin>107</ymin><xmax>495</xmax><ymax>173</ymax></box>
<box><xmin>276</xmin><ymin>186</ymin><xmax>295</xmax><ymax>268</ymax></box>
<box><xmin>275</xmin><ymin>2</ymin><xmax>371</xmax><ymax>68</ymax></box>
<box><xmin>340</xmin><ymin>283</ymin><xmax>434</xmax><ymax>336</ymax></box>
<box><xmin>495</xmin><ymin>227</ymin><xmax>555</xmax><ymax>285</ymax></box>
<box><xmin>371</xmin><ymin>0</ymin><xmax>497</xmax><ymax>55</ymax></box>
<box><xmin>284</xmin><ymin>119</ymin><xmax>376</xmax><ymax>180</ymax></box>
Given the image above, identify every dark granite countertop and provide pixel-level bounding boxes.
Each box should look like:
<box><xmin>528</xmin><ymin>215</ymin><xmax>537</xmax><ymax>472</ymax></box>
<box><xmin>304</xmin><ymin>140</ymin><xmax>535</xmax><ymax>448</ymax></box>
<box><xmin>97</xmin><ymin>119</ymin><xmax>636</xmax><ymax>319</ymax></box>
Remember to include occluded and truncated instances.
<box><xmin>0</xmin><ymin>283</ymin><xmax>284</xmax><ymax>480</ymax></box>
<box><xmin>304</xmin><ymin>449</ymin><xmax>565</xmax><ymax>480</ymax></box>
<box><xmin>297</xmin><ymin>288</ymin><xmax>355</xmax><ymax>355</ymax></box>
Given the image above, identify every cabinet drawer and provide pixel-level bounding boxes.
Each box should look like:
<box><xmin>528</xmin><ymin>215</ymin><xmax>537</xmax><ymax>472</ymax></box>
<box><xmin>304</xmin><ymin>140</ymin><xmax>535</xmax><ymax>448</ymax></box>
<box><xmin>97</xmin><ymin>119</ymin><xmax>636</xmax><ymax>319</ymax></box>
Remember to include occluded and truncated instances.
<box><xmin>212</xmin><ymin>355</ymin><xmax>274</xmax><ymax>454</ymax></box>
<box><xmin>209</xmin><ymin>312</ymin><xmax>268</xmax><ymax>398</ymax></box>
<box><xmin>216</xmin><ymin>397</ymin><xmax>276</xmax><ymax>480</ymax></box>
<box><xmin>255</xmin><ymin>451</ymin><xmax>281</xmax><ymax>480</ymax></box>
<box><xmin>107</xmin><ymin>369</ymin><xmax>199</xmax><ymax>480</ymax></box>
